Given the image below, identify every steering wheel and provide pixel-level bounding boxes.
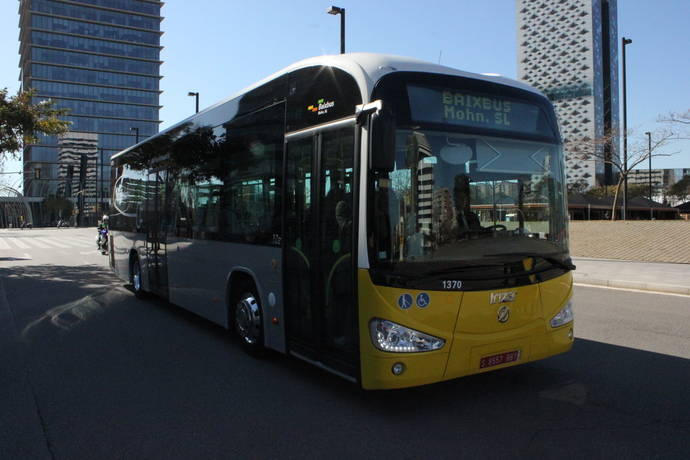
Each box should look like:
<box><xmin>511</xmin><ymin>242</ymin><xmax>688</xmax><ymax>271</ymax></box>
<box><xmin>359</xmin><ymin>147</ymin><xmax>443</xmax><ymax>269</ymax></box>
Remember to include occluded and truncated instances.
<box><xmin>484</xmin><ymin>224</ymin><xmax>507</xmax><ymax>231</ymax></box>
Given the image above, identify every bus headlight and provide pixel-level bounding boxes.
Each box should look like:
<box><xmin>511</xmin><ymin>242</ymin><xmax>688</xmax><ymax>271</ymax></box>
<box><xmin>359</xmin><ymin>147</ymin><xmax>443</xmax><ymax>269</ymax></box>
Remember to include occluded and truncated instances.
<box><xmin>550</xmin><ymin>301</ymin><xmax>574</xmax><ymax>328</ymax></box>
<box><xmin>369</xmin><ymin>319</ymin><xmax>445</xmax><ymax>353</ymax></box>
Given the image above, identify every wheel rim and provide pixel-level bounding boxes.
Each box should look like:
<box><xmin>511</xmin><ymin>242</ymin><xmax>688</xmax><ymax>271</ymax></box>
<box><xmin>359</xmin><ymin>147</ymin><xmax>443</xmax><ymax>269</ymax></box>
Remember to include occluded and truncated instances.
<box><xmin>132</xmin><ymin>263</ymin><xmax>141</xmax><ymax>292</ymax></box>
<box><xmin>235</xmin><ymin>294</ymin><xmax>261</xmax><ymax>345</ymax></box>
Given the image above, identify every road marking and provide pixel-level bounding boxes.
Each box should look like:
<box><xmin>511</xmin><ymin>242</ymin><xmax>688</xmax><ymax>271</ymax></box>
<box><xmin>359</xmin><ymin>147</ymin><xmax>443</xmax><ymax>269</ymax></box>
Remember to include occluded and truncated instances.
<box><xmin>17</xmin><ymin>237</ymin><xmax>50</xmax><ymax>249</ymax></box>
<box><xmin>61</xmin><ymin>237</ymin><xmax>93</xmax><ymax>248</ymax></box>
<box><xmin>8</xmin><ymin>238</ymin><xmax>30</xmax><ymax>249</ymax></box>
<box><xmin>33</xmin><ymin>237</ymin><xmax>72</xmax><ymax>249</ymax></box>
<box><xmin>0</xmin><ymin>238</ymin><xmax>10</xmax><ymax>250</ymax></box>
<box><xmin>574</xmin><ymin>282</ymin><xmax>690</xmax><ymax>298</ymax></box>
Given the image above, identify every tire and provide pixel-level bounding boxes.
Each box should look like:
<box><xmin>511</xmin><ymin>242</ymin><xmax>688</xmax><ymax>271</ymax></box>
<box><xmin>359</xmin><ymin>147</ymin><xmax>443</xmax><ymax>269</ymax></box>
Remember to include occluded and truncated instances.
<box><xmin>130</xmin><ymin>256</ymin><xmax>146</xmax><ymax>299</ymax></box>
<box><xmin>232</xmin><ymin>287</ymin><xmax>265</xmax><ymax>354</ymax></box>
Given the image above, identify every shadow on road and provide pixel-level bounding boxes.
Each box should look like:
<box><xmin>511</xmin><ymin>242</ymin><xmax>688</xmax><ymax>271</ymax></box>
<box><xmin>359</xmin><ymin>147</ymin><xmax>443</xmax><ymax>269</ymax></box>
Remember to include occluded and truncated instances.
<box><xmin>2</xmin><ymin>263</ymin><xmax>689</xmax><ymax>458</ymax></box>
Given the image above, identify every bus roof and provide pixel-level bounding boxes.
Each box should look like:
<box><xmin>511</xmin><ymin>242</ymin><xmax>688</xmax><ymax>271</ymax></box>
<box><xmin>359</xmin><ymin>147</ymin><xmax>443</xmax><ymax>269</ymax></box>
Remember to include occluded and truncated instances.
<box><xmin>113</xmin><ymin>53</ymin><xmax>544</xmax><ymax>161</ymax></box>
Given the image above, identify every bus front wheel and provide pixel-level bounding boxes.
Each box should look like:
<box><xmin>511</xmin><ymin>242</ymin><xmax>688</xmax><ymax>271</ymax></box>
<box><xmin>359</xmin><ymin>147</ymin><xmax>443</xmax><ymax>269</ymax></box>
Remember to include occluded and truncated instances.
<box><xmin>234</xmin><ymin>291</ymin><xmax>264</xmax><ymax>353</ymax></box>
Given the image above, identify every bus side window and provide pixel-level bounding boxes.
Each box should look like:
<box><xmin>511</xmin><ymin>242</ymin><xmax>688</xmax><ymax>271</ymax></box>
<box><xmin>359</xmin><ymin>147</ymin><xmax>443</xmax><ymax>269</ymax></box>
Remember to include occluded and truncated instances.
<box><xmin>220</xmin><ymin>104</ymin><xmax>284</xmax><ymax>245</ymax></box>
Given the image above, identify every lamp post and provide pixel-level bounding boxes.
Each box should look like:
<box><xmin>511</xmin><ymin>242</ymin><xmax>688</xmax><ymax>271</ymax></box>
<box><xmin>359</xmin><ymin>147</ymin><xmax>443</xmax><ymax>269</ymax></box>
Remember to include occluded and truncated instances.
<box><xmin>99</xmin><ymin>147</ymin><xmax>104</xmax><ymax>217</ymax></box>
<box><xmin>188</xmin><ymin>91</ymin><xmax>199</xmax><ymax>113</ymax></box>
<box><xmin>645</xmin><ymin>131</ymin><xmax>652</xmax><ymax>219</ymax></box>
<box><xmin>327</xmin><ymin>6</ymin><xmax>345</xmax><ymax>54</ymax></box>
<box><xmin>130</xmin><ymin>126</ymin><xmax>140</xmax><ymax>144</ymax></box>
<box><xmin>622</xmin><ymin>37</ymin><xmax>632</xmax><ymax>220</ymax></box>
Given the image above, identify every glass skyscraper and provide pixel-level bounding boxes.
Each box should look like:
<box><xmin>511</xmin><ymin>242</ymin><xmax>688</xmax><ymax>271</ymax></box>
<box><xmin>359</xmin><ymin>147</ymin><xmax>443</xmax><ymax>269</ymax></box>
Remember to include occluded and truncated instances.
<box><xmin>18</xmin><ymin>0</ymin><xmax>163</xmax><ymax>224</ymax></box>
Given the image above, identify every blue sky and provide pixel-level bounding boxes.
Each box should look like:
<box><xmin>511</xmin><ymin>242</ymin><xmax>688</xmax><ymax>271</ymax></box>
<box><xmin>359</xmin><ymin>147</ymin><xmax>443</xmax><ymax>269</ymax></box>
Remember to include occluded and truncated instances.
<box><xmin>1</xmin><ymin>0</ymin><xmax>688</xmax><ymax>188</ymax></box>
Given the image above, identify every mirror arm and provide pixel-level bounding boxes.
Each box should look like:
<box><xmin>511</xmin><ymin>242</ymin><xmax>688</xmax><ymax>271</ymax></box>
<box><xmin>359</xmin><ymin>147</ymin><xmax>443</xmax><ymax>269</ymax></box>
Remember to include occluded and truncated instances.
<box><xmin>355</xmin><ymin>100</ymin><xmax>383</xmax><ymax>125</ymax></box>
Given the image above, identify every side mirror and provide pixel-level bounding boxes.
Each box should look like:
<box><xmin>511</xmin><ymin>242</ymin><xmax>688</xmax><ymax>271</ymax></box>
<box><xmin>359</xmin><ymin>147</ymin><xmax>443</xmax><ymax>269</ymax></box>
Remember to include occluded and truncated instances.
<box><xmin>370</xmin><ymin>107</ymin><xmax>396</xmax><ymax>172</ymax></box>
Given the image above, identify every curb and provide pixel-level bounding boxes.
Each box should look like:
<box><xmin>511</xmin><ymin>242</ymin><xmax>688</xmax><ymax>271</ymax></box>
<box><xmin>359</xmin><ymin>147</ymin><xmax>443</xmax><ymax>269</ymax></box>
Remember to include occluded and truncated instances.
<box><xmin>573</xmin><ymin>275</ymin><xmax>690</xmax><ymax>296</ymax></box>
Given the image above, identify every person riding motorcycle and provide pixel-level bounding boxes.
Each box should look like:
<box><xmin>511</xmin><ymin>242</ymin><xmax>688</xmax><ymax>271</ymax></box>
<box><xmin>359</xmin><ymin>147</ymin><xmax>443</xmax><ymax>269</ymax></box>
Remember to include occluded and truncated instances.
<box><xmin>97</xmin><ymin>215</ymin><xmax>109</xmax><ymax>253</ymax></box>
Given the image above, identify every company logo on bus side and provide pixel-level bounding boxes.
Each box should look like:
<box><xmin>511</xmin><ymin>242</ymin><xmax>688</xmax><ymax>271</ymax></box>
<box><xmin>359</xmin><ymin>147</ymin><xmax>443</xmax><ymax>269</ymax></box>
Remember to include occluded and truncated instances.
<box><xmin>307</xmin><ymin>98</ymin><xmax>335</xmax><ymax>115</ymax></box>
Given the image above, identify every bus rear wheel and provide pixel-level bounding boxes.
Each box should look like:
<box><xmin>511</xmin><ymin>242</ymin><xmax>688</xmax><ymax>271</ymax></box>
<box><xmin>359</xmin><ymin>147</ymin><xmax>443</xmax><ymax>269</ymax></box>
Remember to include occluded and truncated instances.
<box><xmin>130</xmin><ymin>256</ymin><xmax>146</xmax><ymax>299</ymax></box>
<box><xmin>233</xmin><ymin>291</ymin><xmax>264</xmax><ymax>353</ymax></box>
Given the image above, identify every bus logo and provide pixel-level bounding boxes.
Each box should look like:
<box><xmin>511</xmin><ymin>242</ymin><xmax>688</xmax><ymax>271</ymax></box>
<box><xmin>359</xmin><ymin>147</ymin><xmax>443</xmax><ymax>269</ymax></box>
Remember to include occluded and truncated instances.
<box><xmin>398</xmin><ymin>294</ymin><xmax>413</xmax><ymax>310</ymax></box>
<box><xmin>307</xmin><ymin>98</ymin><xmax>335</xmax><ymax>115</ymax></box>
<box><xmin>490</xmin><ymin>291</ymin><xmax>517</xmax><ymax>304</ymax></box>
<box><xmin>497</xmin><ymin>306</ymin><xmax>510</xmax><ymax>323</ymax></box>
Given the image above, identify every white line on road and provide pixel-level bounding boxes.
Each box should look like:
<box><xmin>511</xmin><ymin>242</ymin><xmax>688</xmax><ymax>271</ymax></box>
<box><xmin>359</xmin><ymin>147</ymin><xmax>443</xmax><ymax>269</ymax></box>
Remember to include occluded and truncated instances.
<box><xmin>8</xmin><ymin>238</ymin><xmax>30</xmax><ymax>249</ymax></box>
<box><xmin>17</xmin><ymin>238</ymin><xmax>50</xmax><ymax>249</ymax></box>
<box><xmin>60</xmin><ymin>237</ymin><xmax>93</xmax><ymax>248</ymax></box>
<box><xmin>574</xmin><ymin>282</ymin><xmax>690</xmax><ymax>298</ymax></box>
<box><xmin>33</xmin><ymin>237</ymin><xmax>72</xmax><ymax>249</ymax></box>
<box><xmin>0</xmin><ymin>238</ymin><xmax>10</xmax><ymax>250</ymax></box>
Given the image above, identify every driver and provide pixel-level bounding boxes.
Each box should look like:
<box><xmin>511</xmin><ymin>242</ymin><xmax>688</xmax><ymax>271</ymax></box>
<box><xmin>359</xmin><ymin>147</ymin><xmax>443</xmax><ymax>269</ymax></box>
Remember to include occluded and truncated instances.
<box><xmin>453</xmin><ymin>174</ymin><xmax>482</xmax><ymax>232</ymax></box>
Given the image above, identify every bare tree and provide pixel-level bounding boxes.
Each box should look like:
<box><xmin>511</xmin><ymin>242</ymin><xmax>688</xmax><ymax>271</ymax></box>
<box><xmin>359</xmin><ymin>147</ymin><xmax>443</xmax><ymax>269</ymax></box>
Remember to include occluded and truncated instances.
<box><xmin>658</xmin><ymin>109</ymin><xmax>690</xmax><ymax>140</ymax></box>
<box><xmin>566</xmin><ymin>128</ymin><xmax>675</xmax><ymax>220</ymax></box>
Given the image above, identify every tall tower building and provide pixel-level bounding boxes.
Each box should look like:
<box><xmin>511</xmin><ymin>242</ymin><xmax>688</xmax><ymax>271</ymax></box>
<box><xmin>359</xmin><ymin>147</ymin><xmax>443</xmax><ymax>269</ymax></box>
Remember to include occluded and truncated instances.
<box><xmin>517</xmin><ymin>0</ymin><xmax>619</xmax><ymax>189</ymax></box>
<box><xmin>18</xmin><ymin>0</ymin><xmax>163</xmax><ymax>224</ymax></box>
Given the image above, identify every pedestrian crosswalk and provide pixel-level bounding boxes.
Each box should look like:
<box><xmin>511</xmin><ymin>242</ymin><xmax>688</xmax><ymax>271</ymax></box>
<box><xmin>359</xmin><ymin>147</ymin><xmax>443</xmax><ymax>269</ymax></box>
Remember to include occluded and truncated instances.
<box><xmin>0</xmin><ymin>235</ymin><xmax>95</xmax><ymax>250</ymax></box>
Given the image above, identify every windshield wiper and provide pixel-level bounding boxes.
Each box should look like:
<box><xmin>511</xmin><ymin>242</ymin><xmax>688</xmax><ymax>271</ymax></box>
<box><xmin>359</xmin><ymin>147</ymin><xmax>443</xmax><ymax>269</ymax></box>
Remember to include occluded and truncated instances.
<box><xmin>423</xmin><ymin>262</ymin><xmax>508</xmax><ymax>277</ymax></box>
<box><xmin>483</xmin><ymin>252</ymin><xmax>576</xmax><ymax>271</ymax></box>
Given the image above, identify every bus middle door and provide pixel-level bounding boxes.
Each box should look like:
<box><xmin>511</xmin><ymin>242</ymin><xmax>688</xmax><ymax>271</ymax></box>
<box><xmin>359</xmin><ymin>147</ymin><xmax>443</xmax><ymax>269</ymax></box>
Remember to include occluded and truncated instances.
<box><xmin>145</xmin><ymin>169</ymin><xmax>169</xmax><ymax>298</ymax></box>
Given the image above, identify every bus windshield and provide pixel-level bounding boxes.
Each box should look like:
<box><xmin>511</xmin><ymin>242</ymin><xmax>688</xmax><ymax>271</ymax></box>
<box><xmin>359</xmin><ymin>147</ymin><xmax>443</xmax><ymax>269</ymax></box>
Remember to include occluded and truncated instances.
<box><xmin>369</xmin><ymin>128</ymin><xmax>569</xmax><ymax>275</ymax></box>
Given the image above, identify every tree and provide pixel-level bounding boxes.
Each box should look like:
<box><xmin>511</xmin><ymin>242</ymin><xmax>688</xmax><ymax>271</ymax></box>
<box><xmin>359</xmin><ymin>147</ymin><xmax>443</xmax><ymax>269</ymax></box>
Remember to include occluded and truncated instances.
<box><xmin>584</xmin><ymin>183</ymin><xmax>649</xmax><ymax>200</ymax></box>
<box><xmin>658</xmin><ymin>109</ymin><xmax>689</xmax><ymax>140</ymax></box>
<box><xmin>0</xmin><ymin>88</ymin><xmax>71</xmax><ymax>160</ymax></box>
<box><xmin>668</xmin><ymin>175</ymin><xmax>690</xmax><ymax>203</ymax></box>
<box><xmin>566</xmin><ymin>128</ymin><xmax>674</xmax><ymax>220</ymax></box>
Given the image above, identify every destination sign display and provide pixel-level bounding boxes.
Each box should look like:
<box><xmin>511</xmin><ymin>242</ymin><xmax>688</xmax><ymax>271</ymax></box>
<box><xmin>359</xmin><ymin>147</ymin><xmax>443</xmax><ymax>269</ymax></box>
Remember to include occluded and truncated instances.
<box><xmin>407</xmin><ymin>85</ymin><xmax>554</xmax><ymax>138</ymax></box>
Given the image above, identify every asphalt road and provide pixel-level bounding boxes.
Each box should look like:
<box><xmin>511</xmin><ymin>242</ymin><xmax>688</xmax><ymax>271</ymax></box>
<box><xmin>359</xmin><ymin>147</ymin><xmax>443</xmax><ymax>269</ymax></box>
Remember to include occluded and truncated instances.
<box><xmin>1</xmin><ymin>228</ymin><xmax>689</xmax><ymax>459</ymax></box>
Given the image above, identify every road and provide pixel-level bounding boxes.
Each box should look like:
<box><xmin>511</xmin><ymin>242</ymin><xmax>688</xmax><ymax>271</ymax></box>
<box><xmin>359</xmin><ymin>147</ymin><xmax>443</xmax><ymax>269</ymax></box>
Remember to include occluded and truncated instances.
<box><xmin>1</xmin><ymin>228</ymin><xmax>689</xmax><ymax>459</ymax></box>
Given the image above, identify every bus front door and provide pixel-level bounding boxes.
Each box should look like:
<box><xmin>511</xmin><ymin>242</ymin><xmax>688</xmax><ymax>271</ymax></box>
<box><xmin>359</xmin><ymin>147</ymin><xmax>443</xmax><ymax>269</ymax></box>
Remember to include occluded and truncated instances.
<box><xmin>284</xmin><ymin>124</ymin><xmax>358</xmax><ymax>380</ymax></box>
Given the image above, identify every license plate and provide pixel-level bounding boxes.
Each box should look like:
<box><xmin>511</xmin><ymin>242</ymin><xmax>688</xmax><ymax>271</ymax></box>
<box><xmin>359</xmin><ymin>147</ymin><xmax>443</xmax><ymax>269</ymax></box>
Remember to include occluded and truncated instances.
<box><xmin>479</xmin><ymin>350</ymin><xmax>521</xmax><ymax>369</ymax></box>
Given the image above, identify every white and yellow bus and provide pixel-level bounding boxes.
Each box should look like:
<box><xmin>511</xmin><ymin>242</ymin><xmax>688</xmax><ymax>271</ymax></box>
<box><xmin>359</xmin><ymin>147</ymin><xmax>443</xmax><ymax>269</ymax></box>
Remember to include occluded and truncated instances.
<box><xmin>109</xmin><ymin>53</ymin><xmax>574</xmax><ymax>389</ymax></box>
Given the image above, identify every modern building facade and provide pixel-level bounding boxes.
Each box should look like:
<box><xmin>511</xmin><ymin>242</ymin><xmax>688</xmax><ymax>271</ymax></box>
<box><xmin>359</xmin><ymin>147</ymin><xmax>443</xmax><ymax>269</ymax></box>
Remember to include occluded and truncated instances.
<box><xmin>628</xmin><ymin>168</ymin><xmax>690</xmax><ymax>204</ymax></box>
<box><xmin>18</xmin><ymin>0</ymin><xmax>163</xmax><ymax>224</ymax></box>
<box><xmin>517</xmin><ymin>0</ymin><xmax>619</xmax><ymax>189</ymax></box>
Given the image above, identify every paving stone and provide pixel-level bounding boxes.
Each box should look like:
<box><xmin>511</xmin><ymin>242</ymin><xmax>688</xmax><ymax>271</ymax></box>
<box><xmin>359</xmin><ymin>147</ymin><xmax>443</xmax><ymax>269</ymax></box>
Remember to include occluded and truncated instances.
<box><xmin>570</xmin><ymin>221</ymin><xmax>690</xmax><ymax>263</ymax></box>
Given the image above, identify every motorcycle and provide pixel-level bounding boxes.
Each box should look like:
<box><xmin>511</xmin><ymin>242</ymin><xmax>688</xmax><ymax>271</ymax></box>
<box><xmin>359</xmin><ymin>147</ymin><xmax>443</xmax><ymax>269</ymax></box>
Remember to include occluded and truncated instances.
<box><xmin>97</xmin><ymin>227</ymin><xmax>109</xmax><ymax>254</ymax></box>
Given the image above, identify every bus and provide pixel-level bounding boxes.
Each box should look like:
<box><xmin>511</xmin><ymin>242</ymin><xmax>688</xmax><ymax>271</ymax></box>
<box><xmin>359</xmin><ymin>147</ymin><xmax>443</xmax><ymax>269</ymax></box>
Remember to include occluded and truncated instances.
<box><xmin>109</xmin><ymin>53</ymin><xmax>574</xmax><ymax>389</ymax></box>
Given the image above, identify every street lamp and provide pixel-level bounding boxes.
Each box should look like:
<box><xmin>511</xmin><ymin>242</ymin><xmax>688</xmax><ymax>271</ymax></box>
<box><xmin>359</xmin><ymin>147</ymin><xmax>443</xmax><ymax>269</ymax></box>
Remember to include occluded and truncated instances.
<box><xmin>130</xmin><ymin>126</ymin><xmax>140</xmax><ymax>144</ymax></box>
<box><xmin>327</xmin><ymin>6</ymin><xmax>345</xmax><ymax>54</ymax></box>
<box><xmin>622</xmin><ymin>36</ymin><xmax>632</xmax><ymax>220</ymax></box>
<box><xmin>188</xmin><ymin>91</ymin><xmax>199</xmax><ymax>113</ymax></box>
<box><xmin>98</xmin><ymin>147</ymin><xmax>104</xmax><ymax>217</ymax></box>
<box><xmin>645</xmin><ymin>131</ymin><xmax>652</xmax><ymax>219</ymax></box>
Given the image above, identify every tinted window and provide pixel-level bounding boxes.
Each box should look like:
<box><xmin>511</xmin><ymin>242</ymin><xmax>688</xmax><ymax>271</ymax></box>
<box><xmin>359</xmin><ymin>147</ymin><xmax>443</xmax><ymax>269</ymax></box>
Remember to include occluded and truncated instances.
<box><xmin>32</xmin><ymin>14</ymin><xmax>160</xmax><ymax>45</ymax></box>
<box><xmin>287</xmin><ymin>66</ymin><xmax>362</xmax><ymax>132</ymax></box>
<box><xmin>111</xmin><ymin>163</ymin><xmax>148</xmax><ymax>232</ymax></box>
<box><xmin>31</xmin><ymin>0</ymin><xmax>161</xmax><ymax>30</ymax></box>
<box><xmin>33</xmin><ymin>48</ymin><xmax>160</xmax><ymax>75</ymax></box>
<box><xmin>32</xmin><ymin>31</ymin><xmax>160</xmax><ymax>60</ymax></box>
<box><xmin>33</xmin><ymin>80</ymin><xmax>159</xmax><ymax>105</ymax></box>
<box><xmin>32</xmin><ymin>64</ymin><xmax>160</xmax><ymax>90</ymax></box>
<box><xmin>167</xmin><ymin>104</ymin><xmax>284</xmax><ymax>244</ymax></box>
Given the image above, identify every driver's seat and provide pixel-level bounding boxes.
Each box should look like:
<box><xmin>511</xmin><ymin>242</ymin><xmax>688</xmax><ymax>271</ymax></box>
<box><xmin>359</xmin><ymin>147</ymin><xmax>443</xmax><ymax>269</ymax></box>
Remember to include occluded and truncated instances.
<box><xmin>459</xmin><ymin>210</ymin><xmax>482</xmax><ymax>232</ymax></box>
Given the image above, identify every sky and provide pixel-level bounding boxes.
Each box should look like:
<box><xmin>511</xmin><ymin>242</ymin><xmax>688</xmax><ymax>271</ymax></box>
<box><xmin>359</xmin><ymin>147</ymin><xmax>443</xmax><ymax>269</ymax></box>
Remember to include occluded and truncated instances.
<box><xmin>1</xmin><ymin>0</ymin><xmax>689</xmax><ymax>190</ymax></box>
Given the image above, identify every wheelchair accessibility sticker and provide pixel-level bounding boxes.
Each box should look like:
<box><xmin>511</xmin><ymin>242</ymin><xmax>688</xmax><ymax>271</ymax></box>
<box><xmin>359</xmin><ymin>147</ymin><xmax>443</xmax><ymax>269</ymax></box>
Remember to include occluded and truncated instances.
<box><xmin>398</xmin><ymin>294</ymin><xmax>413</xmax><ymax>310</ymax></box>
<box><xmin>416</xmin><ymin>292</ymin><xmax>430</xmax><ymax>308</ymax></box>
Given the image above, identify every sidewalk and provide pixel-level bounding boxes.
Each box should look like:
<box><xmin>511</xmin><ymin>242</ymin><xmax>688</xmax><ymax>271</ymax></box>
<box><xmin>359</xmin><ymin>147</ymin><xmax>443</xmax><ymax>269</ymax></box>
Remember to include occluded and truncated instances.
<box><xmin>572</xmin><ymin>257</ymin><xmax>690</xmax><ymax>296</ymax></box>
